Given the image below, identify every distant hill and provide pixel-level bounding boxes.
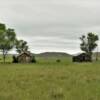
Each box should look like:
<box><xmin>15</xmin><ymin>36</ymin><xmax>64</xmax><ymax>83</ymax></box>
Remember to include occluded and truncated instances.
<box><xmin>34</xmin><ymin>52</ymin><xmax>71</xmax><ymax>58</ymax></box>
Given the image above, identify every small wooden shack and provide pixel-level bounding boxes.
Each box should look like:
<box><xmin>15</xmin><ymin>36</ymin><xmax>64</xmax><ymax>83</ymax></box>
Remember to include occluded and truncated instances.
<box><xmin>18</xmin><ymin>52</ymin><xmax>33</xmax><ymax>63</ymax></box>
<box><xmin>13</xmin><ymin>51</ymin><xmax>36</xmax><ymax>63</ymax></box>
<box><xmin>72</xmin><ymin>53</ymin><xmax>92</xmax><ymax>62</ymax></box>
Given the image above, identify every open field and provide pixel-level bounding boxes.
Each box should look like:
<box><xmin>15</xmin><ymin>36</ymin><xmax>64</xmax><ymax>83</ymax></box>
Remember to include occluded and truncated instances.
<box><xmin>0</xmin><ymin>57</ymin><xmax>100</xmax><ymax>100</ymax></box>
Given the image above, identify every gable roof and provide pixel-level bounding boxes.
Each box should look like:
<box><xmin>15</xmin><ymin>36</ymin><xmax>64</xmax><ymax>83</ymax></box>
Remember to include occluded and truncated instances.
<box><xmin>73</xmin><ymin>52</ymin><xmax>88</xmax><ymax>57</ymax></box>
<box><xmin>18</xmin><ymin>51</ymin><xmax>33</xmax><ymax>57</ymax></box>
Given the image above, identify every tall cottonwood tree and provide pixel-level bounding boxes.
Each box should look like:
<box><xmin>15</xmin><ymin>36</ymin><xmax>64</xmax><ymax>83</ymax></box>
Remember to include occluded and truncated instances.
<box><xmin>0</xmin><ymin>23</ymin><xmax>16</xmax><ymax>63</ymax></box>
<box><xmin>80</xmin><ymin>32</ymin><xmax>99</xmax><ymax>60</ymax></box>
<box><xmin>15</xmin><ymin>39</ymin><xmax>29</xmax><ymax>54</ymax></box>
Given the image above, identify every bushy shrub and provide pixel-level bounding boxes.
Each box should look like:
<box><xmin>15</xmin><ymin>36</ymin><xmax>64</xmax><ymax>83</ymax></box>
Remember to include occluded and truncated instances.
<box><xmin>12</xmin><ymin>55</ymin><xmax>18</xmax><ymax>63</ymax></box>
<box><xmin>56</xmin><ymin>59</ymin><xmax>61</xmax><ymax>63</ymax></box>
<box><xmin>31</xmin><ymin>55</ymin><xmax>36</xmax><ymax>63</ymax></box>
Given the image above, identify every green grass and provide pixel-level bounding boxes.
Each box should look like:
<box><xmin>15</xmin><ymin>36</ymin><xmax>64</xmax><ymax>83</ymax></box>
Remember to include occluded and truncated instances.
<box><xmin>0</xmin><ymin>57</ymin><xmax>100</xmax><ymax>100</ymax></box>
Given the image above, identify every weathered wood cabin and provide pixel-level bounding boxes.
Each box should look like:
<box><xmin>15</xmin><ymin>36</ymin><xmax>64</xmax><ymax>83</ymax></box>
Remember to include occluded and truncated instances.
<box><xmin>18</xmin><ymin>52</ymin><xmax>33</xmax><ymax>63</ymax></box>
<box><xmin>13</xmin><ymin>52</ymin><xmax>36</xmax><ymax>63</ymax></box>
<box><xmin>72</xmin><ymin>53</ymin><xmax>92</xmax><ymax>62</ymax></box>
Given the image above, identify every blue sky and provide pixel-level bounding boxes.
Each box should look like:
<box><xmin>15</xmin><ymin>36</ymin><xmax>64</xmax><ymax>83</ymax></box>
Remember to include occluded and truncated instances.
<box><xmin>0</xmin><ymin>0</ymin><xmax>100</xmax><ymax>54</ymax></box>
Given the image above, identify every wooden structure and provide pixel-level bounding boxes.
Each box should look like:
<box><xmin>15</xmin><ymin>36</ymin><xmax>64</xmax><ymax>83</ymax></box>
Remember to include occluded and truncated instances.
<box><xmin>72</xmin><ymin>53</ymin><xmax>92</xmax><ymax>62</ymax></box>
<box><xmin>13</xmin><ymin>52</ymin><xmax>36</xmax><ymax>63</ymax></box>
<box><xmin>18</xmin><ymin>52</ymin><xmax>33</xmax><ymax>63</ymax></box>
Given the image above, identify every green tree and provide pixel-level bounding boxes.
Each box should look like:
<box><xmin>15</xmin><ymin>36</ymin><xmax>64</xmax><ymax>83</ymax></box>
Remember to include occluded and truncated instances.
<box><xmin>80</xmin><ymin>32</ymin><xmax>99</xmax><ymax>60</ymax></box>
<box><xmin>0</xmin><ymin>23</ymin><xmax>16</xmax><ymax>63</ymax></box>
<box><xmin>15</xmin><ymin>39</ymin><xmax>28</xmax><ymax>54</ymax></box>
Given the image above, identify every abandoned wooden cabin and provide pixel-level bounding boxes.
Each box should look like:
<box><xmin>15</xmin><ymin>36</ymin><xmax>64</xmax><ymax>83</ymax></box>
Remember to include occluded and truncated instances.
<box><xmin>13</xmin><ymin>52</ymin><xmax>36</xmax><ymax>63</ymax></box>
<box><xmin>72</xmin><ymin>53</ymin><xmax>92</xmax><ymax>62</ymax></box>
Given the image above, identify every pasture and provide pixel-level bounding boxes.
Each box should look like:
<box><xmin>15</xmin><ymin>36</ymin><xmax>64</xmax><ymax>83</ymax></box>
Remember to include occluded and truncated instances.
<box><xmin>0</xmin><ymin>56</ymin><xmax>100</xmax><ymax>100</ymax></box>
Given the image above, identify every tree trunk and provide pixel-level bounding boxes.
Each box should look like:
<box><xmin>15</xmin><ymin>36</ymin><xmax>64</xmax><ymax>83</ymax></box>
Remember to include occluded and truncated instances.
<box><xmin>88</xmin><ymin>51</ymin><xmax>92</xmax><ymax>62</ymax></box>
<box><xmin>3</xmin><ymin>50</ymin><xmax>6</xmax><ymax>63</ymax></box>
<box><xmin>3</xmin><ymin>55</ymin><xmax>6</xmax><ymax>63</ymax></box>
<box><xmin>90</xmin><ymin>53</ymin><xmax>92</xmax><ymax>62</ymax></box>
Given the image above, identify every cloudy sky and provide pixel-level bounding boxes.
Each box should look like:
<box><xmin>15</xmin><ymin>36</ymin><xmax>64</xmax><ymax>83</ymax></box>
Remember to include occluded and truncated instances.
<box><xmin>0</xmin><ymin>0</ymin><xmax>100</xmax><ymax>54</ymax></box>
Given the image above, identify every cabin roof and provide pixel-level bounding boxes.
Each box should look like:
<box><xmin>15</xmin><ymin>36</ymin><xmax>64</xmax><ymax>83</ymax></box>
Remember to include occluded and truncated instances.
<box><xmin>17</xmin><ymin>51</ymin><xmax>33</xmax><ymax>57</ymax></box>
<box><xmin>73</xmin><ymin>52</ymin><xmax>88</xmax><ymax>57</ymax></box>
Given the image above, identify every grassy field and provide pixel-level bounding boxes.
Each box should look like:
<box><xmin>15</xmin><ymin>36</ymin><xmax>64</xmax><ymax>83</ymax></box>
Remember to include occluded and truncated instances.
<box><xmin>0</xmin><ymin>57</ymin><xmax>100</xmax><ymax>100</ymax></box>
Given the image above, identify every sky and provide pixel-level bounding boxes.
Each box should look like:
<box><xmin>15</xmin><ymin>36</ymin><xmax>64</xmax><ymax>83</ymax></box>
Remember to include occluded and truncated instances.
<box><xmin>0</xmin><ymin>0</ymin><xmax>100</xmax><ymax>54</ymax></box>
